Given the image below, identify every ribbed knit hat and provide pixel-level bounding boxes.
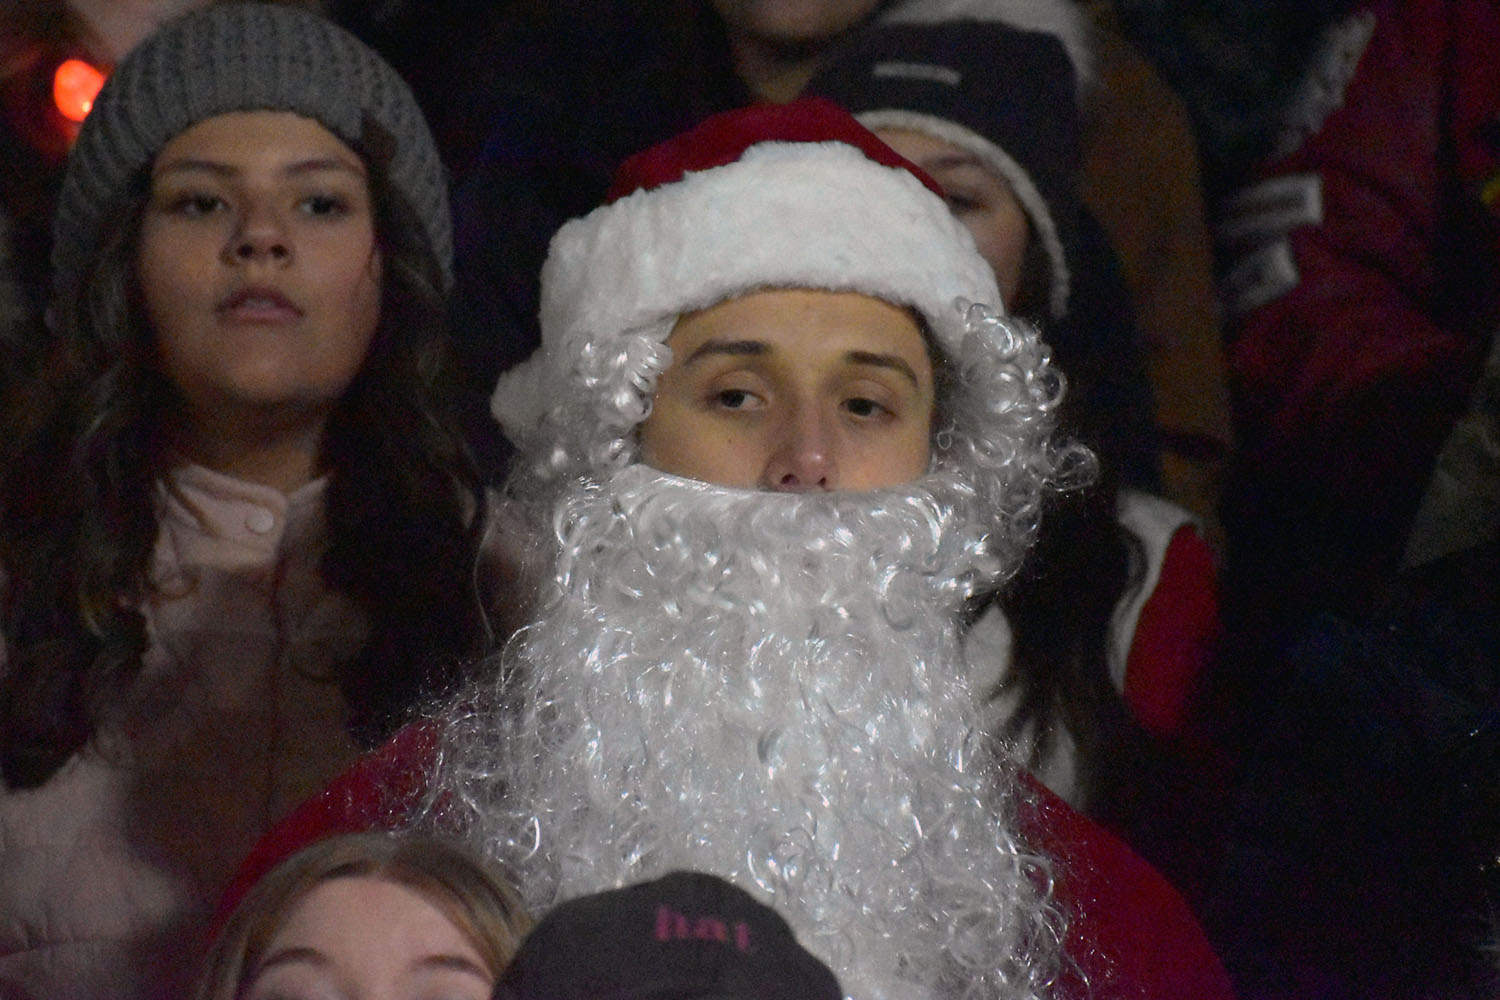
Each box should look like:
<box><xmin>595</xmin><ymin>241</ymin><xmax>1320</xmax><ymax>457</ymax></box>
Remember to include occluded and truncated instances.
<box><xmin>808</xmin><ymin>16</ymin><xmax>1086</xmax><ymax>319</ymax></box>
<box><xmin>493</xmin><ymin>871</ymin><xmax>844</xmax><ymax>1000</ymax></box>
<box><xmin>491</xmin><ymin>97</ymin><xmax>1000</xmax><ymax>446</ymax></box>
<box><xmin>52</xmin><ymin>1</ymin><xmax>452</xmax><ymax>298</ymax></box>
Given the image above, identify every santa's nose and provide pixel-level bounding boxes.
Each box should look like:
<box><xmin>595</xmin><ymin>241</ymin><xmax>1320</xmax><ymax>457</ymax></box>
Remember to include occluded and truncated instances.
<box><xmin>762</xmin><ymin>404</ymin><xmax>834</xmax><ymax>492</ymax></box>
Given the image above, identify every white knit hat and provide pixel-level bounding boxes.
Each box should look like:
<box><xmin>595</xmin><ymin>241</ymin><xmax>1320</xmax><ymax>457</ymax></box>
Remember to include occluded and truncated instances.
<box><xmin>491</xmin><ymin>98</ymin><xmax>1002</xmax><ymax>448</ymax></box>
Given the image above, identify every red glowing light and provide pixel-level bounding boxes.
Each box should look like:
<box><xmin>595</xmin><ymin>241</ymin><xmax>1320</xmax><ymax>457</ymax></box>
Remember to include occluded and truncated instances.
<box><xmin>53</xmin><ymin>59</ymin><xmax>106</xmax><ymax>123</ymax></box>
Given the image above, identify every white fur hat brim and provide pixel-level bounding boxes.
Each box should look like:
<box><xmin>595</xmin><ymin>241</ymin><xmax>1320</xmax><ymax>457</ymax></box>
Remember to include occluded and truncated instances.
<box><xmin>493</xmin><ymin>139</ymin><xmax>1001</xmax><ymax>445</ymax></box>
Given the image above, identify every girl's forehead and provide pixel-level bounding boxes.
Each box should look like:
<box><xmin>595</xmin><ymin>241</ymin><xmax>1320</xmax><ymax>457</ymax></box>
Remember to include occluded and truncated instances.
<box><xmin>153</xmin><ymin>111</ymin><xmax>364</xmax><ymax>177</ymax></box>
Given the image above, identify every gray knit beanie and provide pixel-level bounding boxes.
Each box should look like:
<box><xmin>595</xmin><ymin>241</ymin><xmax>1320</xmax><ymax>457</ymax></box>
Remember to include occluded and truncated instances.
<box><xmin>52</xmin><ymin>1</ymin><xmax>452</xmax><ymax>300</ymax></box>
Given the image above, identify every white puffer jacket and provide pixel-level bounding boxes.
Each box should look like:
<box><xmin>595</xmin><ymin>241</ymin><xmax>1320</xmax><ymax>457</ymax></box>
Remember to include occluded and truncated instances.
<box><xmin>0</xmin><ymin>464</ymin><xmax>366</xmax><ymax>1000</ymax></box>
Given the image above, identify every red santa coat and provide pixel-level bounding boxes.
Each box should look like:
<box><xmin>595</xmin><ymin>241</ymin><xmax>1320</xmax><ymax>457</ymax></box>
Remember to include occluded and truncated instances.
<box><xmin>221</xmin><ymin>721</ymin><xmax>1233</xmax><ymax>1000</ymax></box>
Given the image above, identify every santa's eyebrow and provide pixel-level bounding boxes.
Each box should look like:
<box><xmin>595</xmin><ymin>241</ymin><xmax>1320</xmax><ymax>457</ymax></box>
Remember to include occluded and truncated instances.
<box><xmin>681</xmin><ymin>339</ymin><xmax>769</xmax><ymax>364</ymax></box>
<box><xmin>845</xmin><ymin>350</ymin><xmax>921</xmax><ymax>388</ymax></box>
<box><xmin>682</xmin><ymin>340</ymin><xmax>919</xmax><ymax>387</ymax></box>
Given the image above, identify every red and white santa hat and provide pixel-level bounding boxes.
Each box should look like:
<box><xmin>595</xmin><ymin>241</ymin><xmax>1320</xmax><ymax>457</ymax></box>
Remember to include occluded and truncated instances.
<box><xmin>492</xmin><ymin>97</ymin><xmax>1003</xmax><ymax>447</ymax></box>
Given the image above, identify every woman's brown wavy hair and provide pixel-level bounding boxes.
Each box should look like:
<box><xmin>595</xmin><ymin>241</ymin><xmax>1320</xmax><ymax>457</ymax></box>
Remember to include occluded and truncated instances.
<box><xmin>0</xmin><ymin>120</ymin><xmax>492</xmax><ymax>788</ymax></box>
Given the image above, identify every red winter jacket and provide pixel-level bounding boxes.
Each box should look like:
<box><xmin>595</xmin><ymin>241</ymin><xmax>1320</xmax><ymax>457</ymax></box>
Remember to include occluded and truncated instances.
<box><xmin>1218</xmin><ymin>0</ymin><xmax>1500</xmax><ymax>609</ymax></box>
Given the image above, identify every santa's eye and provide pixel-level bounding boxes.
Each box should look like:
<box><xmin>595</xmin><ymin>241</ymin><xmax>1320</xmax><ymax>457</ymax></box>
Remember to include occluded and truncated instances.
<box><xmin>843</xmin><ymin>396</ymin><xmax>893</xmax><ymax>420</ymax></box>
<box><xmin>715</xmin><ymin>388</ymin><xmax>760</xmax><ymax>410</ymax></box>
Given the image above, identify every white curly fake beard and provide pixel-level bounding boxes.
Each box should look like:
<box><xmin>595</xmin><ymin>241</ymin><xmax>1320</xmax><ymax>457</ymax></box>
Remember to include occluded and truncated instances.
<box><xmin>441</xmin><ymin>465</ymin><xmax>1062</xmax><ymax>1000</ymax></box>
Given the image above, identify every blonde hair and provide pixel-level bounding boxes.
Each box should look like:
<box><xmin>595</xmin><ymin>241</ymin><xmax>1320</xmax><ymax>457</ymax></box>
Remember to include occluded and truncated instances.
<box><xmin>196</xmin><ymin>832</ymin><xmax>532</xmax><ymax>999</ymax></box>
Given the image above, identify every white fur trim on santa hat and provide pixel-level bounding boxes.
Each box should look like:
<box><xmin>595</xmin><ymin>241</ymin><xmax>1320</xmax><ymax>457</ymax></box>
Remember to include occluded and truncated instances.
<box><xmin>856</xmin><ymin>109</ymin><xmax>1071</xmax><ymax>319</ymax></box>
<box><xmin>493</xmin><ymin>139</ymin><xmax>1001</xmax><ymax>445</ymax></box>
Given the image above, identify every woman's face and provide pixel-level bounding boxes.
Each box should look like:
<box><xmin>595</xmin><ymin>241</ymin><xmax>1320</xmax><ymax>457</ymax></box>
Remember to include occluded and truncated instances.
<box><xmin>137</xmin><ymin>110</ymin><xmax>382</xmax><ymax>443</ymax></box>
<box><xmin>638</xmin><ymin>288</ymin><xmax>935</xmax><ymax>492</ymax></box>
<box><xmin>239</xmin><ymin>876</ymin><xmax>494</xmax><ymax>1000</ymax></box>
<box><xmin>874</xmin><ymin>128</ymin><xmax>1032</xmax><ymax>308</ymax></box>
